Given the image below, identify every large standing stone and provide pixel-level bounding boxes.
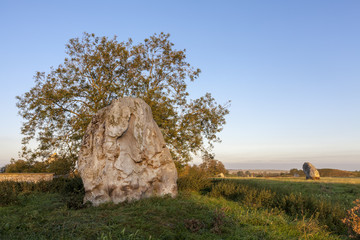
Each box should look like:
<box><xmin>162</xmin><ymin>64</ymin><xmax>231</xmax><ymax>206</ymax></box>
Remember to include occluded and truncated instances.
<box><xmin>302</xmin><ymin>162</ymin><xmax>320</xmax><ymax>180</ymax></box>
<box><xmin>78</xmin><ymin>98</ymin><xmax>178</xmax><ymax>206</ymax></box>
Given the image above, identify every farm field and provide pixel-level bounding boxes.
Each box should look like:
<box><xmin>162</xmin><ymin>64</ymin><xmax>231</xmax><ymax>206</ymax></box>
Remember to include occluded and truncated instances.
<box><xmin>1</xmin><ymin>176</ymin><xmax>359</xmax><ymax>239</ymax></box>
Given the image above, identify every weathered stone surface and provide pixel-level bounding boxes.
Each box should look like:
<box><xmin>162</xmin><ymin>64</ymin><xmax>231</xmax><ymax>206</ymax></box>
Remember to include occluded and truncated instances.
<box><xmin>302</xmin><ymin>162</ymin><xmax>320</xmax><ymax>180</ymax></box>
<box><xmin>78</xmin><ymin>98</ymin><xmax>178</xmax><ymax>206</ymax></box>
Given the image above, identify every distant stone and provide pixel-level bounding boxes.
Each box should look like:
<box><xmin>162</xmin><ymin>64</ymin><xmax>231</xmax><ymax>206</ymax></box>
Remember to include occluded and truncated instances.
<box><xmin>216</xmin><ymin>173</ymin><xmax>225</xmax><ymax>178</ymax></box>
<box><xmin>302</xmin><ymin>162</ymin><xmax>320</xmax><ymax>180</ymax></box>
<box><xmin>78</xmin><ymin>98</ymin><xmax>178</xmax><ymax>206</ymax></box>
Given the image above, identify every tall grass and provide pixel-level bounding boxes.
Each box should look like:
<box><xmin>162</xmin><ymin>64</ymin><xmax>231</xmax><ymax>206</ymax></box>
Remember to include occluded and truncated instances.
<box><xmin>207</xmin><ymin>179</ymin><xmax>347</xmax><ymax>235</ymax></box>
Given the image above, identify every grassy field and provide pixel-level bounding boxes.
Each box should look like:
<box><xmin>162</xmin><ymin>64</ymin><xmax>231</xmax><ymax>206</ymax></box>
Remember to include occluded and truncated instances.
<box><xmin>225</xmin><ymin>177</ymin><xmax>360</xmax><ymax>208</ymax></box>
<box><xmin>236</xmin><ymin>177</ymin><xmax>360</xmax><ymax>184</ymax></box>
<box><xmin>0</xmin><ymin>176</ymin><xmax>359</xmax><ymax>239</ymax></box>
<box><xmin>0</xmin><ymin>192</ymin><xmax>343</xmax><ymax>240</ymax></box>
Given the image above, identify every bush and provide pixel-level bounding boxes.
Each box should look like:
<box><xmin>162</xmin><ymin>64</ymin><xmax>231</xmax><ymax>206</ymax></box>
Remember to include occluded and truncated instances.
<box><xmin>0</xmin><ymin>181</ymin><xmax>20</xmax><ymax>206</ymax></box>
<box><xmin>208</xmin><ymin>180</ymin><xmax>275</xmax><ymax>208</ymax></box>
<box><xmin>177</xmin><ymin>165</ymin><xmax>211</xmax><ymax>192</ymax></box>
<box><xmin>342</xmin><ymin>199</ymin><xmax>360</xmax><ymax>238</ymax></box>
<box><xmin>52</xmin><ymin>177</ymin><xmax>85</xmax><ymax>195</ymax></box>
<box><xmin>0</xmin><ymin>177</ymin><xmax>85</xmax><ymax>208</ymax></box>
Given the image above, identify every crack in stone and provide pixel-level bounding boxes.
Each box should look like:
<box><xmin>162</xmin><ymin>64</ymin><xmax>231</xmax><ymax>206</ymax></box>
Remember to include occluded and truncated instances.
<box><xmin>116</xmin><ymin>114</ymin><xmax>133</xmax><ymax>140</ymax></box>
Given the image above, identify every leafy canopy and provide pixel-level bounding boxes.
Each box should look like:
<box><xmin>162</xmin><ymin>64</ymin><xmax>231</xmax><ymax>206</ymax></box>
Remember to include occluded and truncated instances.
<box><xmin>17</xmin><ymin>32</ymin><xmax>230</xmax><ymax>168</ymax></box>
<box><xmin>5</xmin><ymin>154</ymin><xmax>72</xmax><ymax>175</ymax></box>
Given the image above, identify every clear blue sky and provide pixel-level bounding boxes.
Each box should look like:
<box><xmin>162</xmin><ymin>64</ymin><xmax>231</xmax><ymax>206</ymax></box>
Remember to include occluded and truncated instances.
<box><xmin>0</xmin><ymin>0</ymin><xmax>359</xmax><ymax>170</ymax></box>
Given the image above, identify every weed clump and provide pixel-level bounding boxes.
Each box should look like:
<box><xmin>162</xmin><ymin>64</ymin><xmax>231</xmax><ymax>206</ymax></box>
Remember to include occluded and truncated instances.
<box><xmin>211</xmin><ymin>208</ymin><xmax>228</xmax><ymax>234</ymax></box>
<box><xmin>184</xmin><ymin>208</ymin><xmax>229</xmax><ymax>235</ymax></box>
<box><xmin>184</xmin><ymin>219</ymin><xmax>205</xmax><ymax>233</ymax></box>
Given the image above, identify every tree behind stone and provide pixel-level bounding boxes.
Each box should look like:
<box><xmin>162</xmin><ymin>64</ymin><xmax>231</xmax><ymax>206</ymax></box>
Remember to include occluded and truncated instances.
<box><xmin>16</xmin><ymin>32</ymin><xmax>230</xmax><ymax>169</ymax></box>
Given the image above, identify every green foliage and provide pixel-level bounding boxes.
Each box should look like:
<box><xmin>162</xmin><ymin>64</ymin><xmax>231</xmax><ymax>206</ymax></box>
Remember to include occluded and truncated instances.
<box><xmin>177</xmin><ymin>157</ymin><xmax>228</xmax><ymax>192</ymax></box>
<box><xmin>177</xmin><ymin>165</ymin><xmax>211</xmax><ymax>192</ymax></box>
<box><xmin>46</xmin><ymin>155</ymin><xmax>73</xmax><ymax>175</ymax></box>
<box><xmin>16</xmin><ymin>32</ymin><xmax>230</xmax><ymax>168</ymax></box>
<box><xmin>199</xmin><ymin>155</ymin><xmax>227</xmax><ymax>176</ymax></box>
<box><xmin>0</xmin><ymin>182</ymin><xmax>20</xmax><ymax>206</ymax></box>
<box><xmin>4</xmin><ymin>159</ymin><xmax>45</xmax><ymax>173</ymax></box>
<box><xmin>208</xmin><ymin>181</ymin><xmax>275</xmax><ymax>208</ymax></box>
<box><xmin>5</xmin><ymin>155</ymin><xmax>73</xmax><ymax>175</ymax></box>
<box><xmin>0</xmin><ymin>177</ymin><xmax>85</xmax><ymax>208</ymax></box>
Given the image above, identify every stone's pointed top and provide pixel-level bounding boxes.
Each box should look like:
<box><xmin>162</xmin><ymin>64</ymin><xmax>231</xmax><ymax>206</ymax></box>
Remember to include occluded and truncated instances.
<box><xmin>110</xmin><ymin>97</ymin><xmax>144</xmax><ymax>105</ymax></box>
<box><xmin>302</xmin><ymin>162</ymin><xmax>320</xmax><ymax>180</ymax></box>
<box><xmin>78</xmin><ymin>98</ymin><xmax>178</xmax><ymax>206</ymax></box>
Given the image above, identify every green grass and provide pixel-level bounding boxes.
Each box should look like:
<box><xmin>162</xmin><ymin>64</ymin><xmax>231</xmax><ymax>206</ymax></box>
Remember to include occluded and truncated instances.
<box><xmin>225</xmin><ymin>177</ymin><xmax>360</xmax><ymax>209</ymax></box>
<box><xmin>1</xmin><ymin>176</ymin><xmax>359</xmax><ymax>239</ymax></box>
<box><xmin>0</xmin><ymin>191</ymin><xmax>343</xmax><ymax>240</ymax></box>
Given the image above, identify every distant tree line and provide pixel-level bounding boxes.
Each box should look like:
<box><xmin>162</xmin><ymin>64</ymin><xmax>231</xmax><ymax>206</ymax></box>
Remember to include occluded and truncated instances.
<box><xmin>2</xmin><ymin>154</ymin><xmax>72</xmax><ymax>175</ymax></box>
<box><xmin>179</xmin><ymin>156</ymin><xmax>227</xmax><ymax>178</ymax></box>
<box><xmin>235</xmin><ymin>171</ymin><xmax>252</xmax><ymax>177</ymax></box>
<box><xmin>234</xmin><ymin>171</ymin><xmax>286</xmax><ymax>178</ymax></box>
